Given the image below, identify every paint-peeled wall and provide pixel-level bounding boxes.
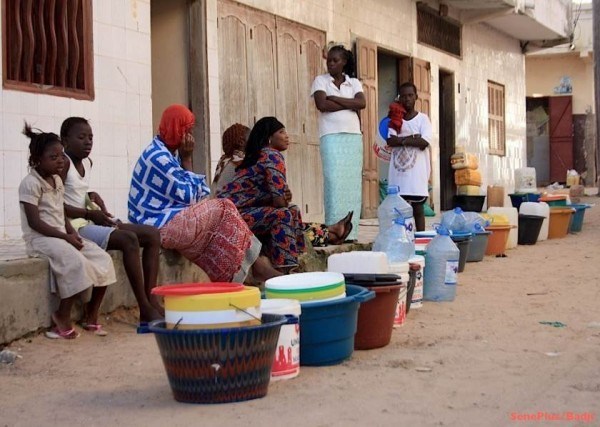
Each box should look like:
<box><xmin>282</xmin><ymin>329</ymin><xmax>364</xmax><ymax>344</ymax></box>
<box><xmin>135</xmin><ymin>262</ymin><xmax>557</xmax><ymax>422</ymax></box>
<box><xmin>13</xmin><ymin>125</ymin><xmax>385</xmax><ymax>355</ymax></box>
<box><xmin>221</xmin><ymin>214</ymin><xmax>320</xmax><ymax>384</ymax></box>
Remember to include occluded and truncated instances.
<box><xmin>0</xmin><ymin>0</ymin><xmax>153</xmax><ymax>238</ymax></box>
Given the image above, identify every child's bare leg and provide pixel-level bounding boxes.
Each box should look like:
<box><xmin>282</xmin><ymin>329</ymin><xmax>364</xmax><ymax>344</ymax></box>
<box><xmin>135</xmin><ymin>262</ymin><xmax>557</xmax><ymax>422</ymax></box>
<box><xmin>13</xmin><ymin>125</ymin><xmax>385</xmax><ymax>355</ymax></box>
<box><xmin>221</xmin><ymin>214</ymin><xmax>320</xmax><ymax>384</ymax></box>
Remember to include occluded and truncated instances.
<box><xmin>84</xmin><ymin>286</ymin><xmax>108</xmax><ymax>325</ymax></box>
<box><xmin>53</xmin><ymin>294</ymin><xmax>79</xmax><ymax>331</ymax></box>
<box><xmin>108</xmin><ymin>227</ymin><xmax>162</xmax><ymax>322</ymax></box>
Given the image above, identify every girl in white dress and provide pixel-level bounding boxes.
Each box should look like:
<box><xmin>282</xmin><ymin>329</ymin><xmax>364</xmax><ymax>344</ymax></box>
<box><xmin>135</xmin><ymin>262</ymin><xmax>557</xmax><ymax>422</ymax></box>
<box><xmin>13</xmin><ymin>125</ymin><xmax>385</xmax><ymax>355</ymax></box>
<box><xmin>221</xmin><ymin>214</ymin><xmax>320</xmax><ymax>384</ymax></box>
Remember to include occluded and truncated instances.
<box><xmin>19</xmin><ymin>124</ymin><xmax>116</xmax><ymax>339</ymax></box>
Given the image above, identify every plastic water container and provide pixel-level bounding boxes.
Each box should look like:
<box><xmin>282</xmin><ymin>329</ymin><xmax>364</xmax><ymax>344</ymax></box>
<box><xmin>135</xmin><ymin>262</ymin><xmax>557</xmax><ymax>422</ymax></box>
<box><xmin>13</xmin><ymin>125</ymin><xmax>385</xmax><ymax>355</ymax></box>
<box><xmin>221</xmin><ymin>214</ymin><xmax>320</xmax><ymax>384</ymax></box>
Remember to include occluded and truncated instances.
<box><xmin>487</xmin><ymin>207</ymin><xmax>518</xmax><ymax>249</ymax></box>
<box><xmin>260</xmin><ymin>299</ymin><xmax>301</xmax><ymax>381</ymax></box>
<box><xmin>328</xmin><ymin>251</ymin><xmax>389</xmax><ymax>274</ymax></box>
<box><xmin>441</xmin><ymin>207</ymin><xmax>467</xmax><ymax>232</ymax></box>
<box><xmin>519</xmin><ymin>201</ymin><xmax>549</xmax><ymax>241</ymax></box>
<box><xmin>373</xmin><ymin>218</ymin><xmax>414</xmax><ymax>263</ymax></box>
<box><xmin>423</xmin><ymin>227</ymin><xmax>460</xmax><ymax>302</ymax></box>
<box><xmin>378</xmin><ymin>185</ymin><xmax>415</xmax><ymax>241</ymax></box>
<box><xmin>515</xmin><ymin>167</ymin><xmax>537</xmax><ymax>193</ymax></box>
<box><xmin>408</xmin><ymin>255</ymin><xmax>425</xmax><ymax>309</ymax></box>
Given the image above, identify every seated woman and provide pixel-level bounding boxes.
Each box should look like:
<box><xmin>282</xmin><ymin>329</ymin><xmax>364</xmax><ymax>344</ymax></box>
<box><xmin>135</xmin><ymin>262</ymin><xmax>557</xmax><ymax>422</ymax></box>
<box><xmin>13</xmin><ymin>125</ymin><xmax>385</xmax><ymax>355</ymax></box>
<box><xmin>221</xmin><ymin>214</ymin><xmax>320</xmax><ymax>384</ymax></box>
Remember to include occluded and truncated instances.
<box><xmin>217</xmin><ymin>117</ymin><xmax>353</xmax><ymax>270</ymax></box>
<box><xmin>211</xmin><ymin>123</ymin><xmax>249</xmax><ymax>194</ymax></box>
<box><xmin>128</xmin><ymin>104</ymin><xmax>281</xmax><ymax>283</ymax></box>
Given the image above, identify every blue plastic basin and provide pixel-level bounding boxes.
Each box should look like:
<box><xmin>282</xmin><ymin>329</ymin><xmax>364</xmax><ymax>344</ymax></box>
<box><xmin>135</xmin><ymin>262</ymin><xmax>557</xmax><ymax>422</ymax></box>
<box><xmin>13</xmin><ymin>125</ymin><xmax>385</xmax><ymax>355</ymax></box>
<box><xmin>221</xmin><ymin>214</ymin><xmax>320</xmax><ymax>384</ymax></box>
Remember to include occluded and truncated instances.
<box><xmin>569</xmin><ymin>204</ymin><xmax>591</xmax><ymax>233</ymax></box>
<box><xmin>299</xmin><ymin>284</ymin><xmax>374</xmax><ymax>366</ymax></box>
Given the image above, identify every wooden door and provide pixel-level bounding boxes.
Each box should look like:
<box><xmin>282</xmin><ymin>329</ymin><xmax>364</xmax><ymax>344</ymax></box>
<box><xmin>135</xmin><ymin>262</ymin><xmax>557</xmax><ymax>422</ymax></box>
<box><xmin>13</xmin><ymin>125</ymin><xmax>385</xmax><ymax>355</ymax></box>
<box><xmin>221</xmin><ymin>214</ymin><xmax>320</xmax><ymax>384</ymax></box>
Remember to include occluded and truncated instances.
<box><xmin>356</xmin><ymin>38</ymin><xmax>378</xmax><ymax>219</ymax></box>
<box><xmin>412</xmin><ymin>58</ymin><xmax>434</xmax><ymax>210</ymax></box>
<box><xmin>548</xmin><ymin>96</ymin><xmax>573</xmax><ymax>183</ymax></box>
<box><xmin>275</xmin><ymin>17</ymin><xmax>325</xmax><ymax>222</ymax></box>
<box><xmin>217</xmin><ymin>1</ymin><xmax>276</xmax><ymax>131</ymax></box>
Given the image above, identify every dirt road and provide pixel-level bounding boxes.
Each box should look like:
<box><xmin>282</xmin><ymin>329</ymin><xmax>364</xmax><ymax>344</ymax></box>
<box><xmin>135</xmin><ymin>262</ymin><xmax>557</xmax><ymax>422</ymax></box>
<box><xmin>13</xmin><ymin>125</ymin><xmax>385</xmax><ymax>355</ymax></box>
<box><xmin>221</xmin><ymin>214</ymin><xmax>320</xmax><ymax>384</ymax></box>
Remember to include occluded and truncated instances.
<box><xmin>2</xmin><ymin>198</ymin><xmax>599</xmax><ymax>427</ymax></box>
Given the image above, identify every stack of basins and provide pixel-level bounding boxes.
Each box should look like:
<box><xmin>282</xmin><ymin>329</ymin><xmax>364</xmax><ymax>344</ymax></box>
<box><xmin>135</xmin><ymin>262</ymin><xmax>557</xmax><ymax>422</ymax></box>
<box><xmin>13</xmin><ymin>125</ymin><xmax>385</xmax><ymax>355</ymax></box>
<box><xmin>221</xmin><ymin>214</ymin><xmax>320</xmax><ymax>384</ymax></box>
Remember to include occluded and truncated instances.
<box><xmin>265</xmin><ymin>271</ymin><xmax>374</xmax><ymax>366</ymax></box>
<box><xmin>143</xmin><ymin>283</ymin><xmax>286</xmax><ymax>404</ymax></box>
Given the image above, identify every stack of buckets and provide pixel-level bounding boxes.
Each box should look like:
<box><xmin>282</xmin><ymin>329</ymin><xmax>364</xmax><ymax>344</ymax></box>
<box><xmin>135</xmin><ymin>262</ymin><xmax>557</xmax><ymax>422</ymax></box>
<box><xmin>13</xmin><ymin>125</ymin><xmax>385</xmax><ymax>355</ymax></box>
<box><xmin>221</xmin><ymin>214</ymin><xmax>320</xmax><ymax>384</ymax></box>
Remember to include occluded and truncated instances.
<box><xmin>142</xmin><ymin>283</ymin><xmax>288</xmax><ymax>404</ymax></box>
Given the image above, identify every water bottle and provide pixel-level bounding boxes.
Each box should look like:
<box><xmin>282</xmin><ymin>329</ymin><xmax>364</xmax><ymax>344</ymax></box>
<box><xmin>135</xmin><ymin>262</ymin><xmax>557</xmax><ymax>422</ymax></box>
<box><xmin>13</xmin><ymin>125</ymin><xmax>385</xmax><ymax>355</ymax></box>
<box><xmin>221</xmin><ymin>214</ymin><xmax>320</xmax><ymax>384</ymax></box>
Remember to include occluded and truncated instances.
<box><xmin>373</xmin><ymin>218</ymin><xmax>414</xmax><ymax>263</ymax></box>
<box><xmin>378</xmin><ymin>185</ymin><xmax>415</xmax><ymax>241</ymax></box>
<box><xmin>423</xmin><ymin>226</ymin><xmax>460</xmax><ymax>302</ymax></box>
<box><xmin>440</xmin><ymin>207</ymin><xmax>467</xmax><ymax>232</ymax></box>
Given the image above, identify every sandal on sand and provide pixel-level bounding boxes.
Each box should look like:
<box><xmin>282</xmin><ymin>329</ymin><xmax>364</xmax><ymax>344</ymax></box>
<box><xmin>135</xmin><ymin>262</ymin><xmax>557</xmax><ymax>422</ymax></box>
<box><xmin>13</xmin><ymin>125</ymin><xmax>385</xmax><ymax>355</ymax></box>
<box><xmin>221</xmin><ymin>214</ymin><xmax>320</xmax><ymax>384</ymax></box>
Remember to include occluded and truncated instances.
<box><xmin>45</xmin><ymin>328</ymin><xmax>80</xmax><ymax>340</ymax></box>
<box><xmin>80</xmin><ymin>323</ymin><xmax>108</xmax><ymax>337</ymax></box>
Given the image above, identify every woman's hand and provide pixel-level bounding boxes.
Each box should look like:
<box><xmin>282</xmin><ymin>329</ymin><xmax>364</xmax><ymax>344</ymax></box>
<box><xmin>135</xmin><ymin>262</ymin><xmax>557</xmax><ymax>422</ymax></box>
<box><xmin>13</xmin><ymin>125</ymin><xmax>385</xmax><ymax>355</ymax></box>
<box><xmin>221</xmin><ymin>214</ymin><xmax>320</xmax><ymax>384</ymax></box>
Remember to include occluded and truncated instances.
<box><xmin>179</xmin><ymin>132</ymin><xmax>195</xmax><ymax>159</ymax></box>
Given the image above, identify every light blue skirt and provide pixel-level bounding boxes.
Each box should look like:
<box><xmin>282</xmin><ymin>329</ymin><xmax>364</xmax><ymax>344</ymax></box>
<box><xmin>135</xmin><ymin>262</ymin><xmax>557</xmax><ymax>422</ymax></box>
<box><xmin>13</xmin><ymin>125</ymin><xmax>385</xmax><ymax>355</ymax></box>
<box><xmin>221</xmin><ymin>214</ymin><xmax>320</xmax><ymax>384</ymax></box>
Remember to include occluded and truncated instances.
<box><xmin>320</xmin><ymin>133</ymin><xmax>363</xmax><ymax>240</ymax></box>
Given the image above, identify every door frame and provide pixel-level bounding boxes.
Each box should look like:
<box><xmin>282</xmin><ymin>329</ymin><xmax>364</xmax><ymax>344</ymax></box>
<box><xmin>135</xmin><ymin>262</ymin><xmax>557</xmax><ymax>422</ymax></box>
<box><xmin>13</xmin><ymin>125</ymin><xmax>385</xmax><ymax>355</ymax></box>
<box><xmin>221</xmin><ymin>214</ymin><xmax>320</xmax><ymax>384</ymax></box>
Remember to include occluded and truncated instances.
<box><xmin>439</xmin><ymin>69</ymin><xmax>455</xmax><ymax>210</ymax></box>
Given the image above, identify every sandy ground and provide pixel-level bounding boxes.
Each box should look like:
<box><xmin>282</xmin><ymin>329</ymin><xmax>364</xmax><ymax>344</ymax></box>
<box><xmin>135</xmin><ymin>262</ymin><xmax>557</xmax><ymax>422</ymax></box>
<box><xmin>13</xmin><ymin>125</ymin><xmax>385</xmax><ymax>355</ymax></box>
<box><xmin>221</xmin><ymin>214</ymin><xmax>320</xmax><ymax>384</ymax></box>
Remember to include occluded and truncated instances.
<box><xmin>2</xmin><ymin>197</ymin><xmax>600</xmax><ymax>427</ymax></box>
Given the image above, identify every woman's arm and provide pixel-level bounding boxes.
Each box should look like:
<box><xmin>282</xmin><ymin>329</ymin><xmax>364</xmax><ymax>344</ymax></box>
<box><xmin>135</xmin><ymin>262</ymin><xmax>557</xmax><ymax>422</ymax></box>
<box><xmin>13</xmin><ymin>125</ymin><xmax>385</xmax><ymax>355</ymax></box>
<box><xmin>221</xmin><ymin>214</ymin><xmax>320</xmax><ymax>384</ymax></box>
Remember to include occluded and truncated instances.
<box><xmin>313</xmin><ymin>91</ymin><xmax>348</xmax><ymax>112</ymax></box>
<box><xmin>326</xmin><ymin>92</ymin><xmax>366</xmax><ymax>111</ymax></box>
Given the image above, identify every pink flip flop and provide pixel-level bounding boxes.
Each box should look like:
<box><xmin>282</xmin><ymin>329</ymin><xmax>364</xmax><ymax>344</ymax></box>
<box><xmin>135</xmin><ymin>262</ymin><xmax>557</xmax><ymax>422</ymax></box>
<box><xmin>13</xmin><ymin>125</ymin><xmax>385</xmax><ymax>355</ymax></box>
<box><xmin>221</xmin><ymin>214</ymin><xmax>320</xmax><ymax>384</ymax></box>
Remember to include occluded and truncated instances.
<box><xmin>80</xmin><ymin>323</ymin><xmax>108</xmax><ymax>337</ymax></box>
<box><xmin>45</xmin><ymin>328</ymin><xmax>80</xmax><ymax>340</ymax></box>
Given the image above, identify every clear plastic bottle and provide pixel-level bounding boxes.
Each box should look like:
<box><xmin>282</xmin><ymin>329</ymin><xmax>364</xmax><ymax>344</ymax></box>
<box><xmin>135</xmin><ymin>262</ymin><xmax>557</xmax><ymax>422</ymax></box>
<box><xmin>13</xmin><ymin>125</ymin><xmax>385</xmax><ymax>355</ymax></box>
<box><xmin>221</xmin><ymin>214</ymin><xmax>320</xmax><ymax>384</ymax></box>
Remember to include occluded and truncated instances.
<box><xmin>378</xmin><ymin>185</ymin><xmax>415</xmax><ymax>241</ymax></box>
<box><xmin>423</xmin><ymin>226</ymin><xmax>460</xmax><ymax>302</ymax></box>
<box><xmin>440</xmin><ymin>207</ymin><xmax>467</xmax><ymax>232</ymax></box>
<box><xmin>373</xmin><ymin>218</ymin><xmax>415</xmax><ymax>263</ymax></box>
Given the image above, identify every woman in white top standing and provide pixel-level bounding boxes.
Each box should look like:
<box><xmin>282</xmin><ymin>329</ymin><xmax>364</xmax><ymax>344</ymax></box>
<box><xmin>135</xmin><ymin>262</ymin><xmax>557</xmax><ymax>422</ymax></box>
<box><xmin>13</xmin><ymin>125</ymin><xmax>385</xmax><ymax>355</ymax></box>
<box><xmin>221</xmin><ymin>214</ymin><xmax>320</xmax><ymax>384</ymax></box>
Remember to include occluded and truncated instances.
<box><xmin>386</xmin><ymin>82</ymin><xmax>433</xmax><ymax>231</ymax></box>
<box><xmin>311</xmin><ymin>45</ymin><xmax>366</xmax><ymax>241</ymax></box>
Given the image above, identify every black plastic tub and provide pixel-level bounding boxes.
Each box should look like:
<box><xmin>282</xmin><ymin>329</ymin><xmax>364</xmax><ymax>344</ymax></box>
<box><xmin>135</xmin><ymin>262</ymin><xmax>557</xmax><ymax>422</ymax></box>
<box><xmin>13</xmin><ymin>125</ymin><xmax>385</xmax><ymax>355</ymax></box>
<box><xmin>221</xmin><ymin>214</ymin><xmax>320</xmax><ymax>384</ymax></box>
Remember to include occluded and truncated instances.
<box><xmin>518</xmin><ymin>214</ymin><xmax>544</xmax><ymax>245</ymax></box>
<box><xmin>453</xmin><ymin>195</ymin><xmax>486</xmax><ymax>212</ymax></box>
<box><xmin>450</xmin><ymin>233</ymin><xmax>472</xmax><ymax>272</ymax></box>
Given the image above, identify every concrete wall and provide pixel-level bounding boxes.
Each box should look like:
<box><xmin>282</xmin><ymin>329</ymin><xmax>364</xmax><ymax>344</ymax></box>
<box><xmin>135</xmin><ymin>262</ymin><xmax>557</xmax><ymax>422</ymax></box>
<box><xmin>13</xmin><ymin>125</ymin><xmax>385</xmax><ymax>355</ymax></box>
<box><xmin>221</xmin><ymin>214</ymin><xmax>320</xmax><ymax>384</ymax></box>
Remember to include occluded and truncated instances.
<box><xmin>0</xmin><ymin>0</ymin><xmax>153</xmax><ymax>238</ymax></box>
<box><xmin>0</xmin><ymin>250</ymin><xmax>209</xmax><ymax>344</ymax></box>
<box><xmin>206</xmin><ymin>0</ymin><xmax>527</xmax><ymax>206</ymax></box>
<box><xmin>150</xmin><ymin>0</ymin><xmax>189</xmax><ymax>130</ymax></box>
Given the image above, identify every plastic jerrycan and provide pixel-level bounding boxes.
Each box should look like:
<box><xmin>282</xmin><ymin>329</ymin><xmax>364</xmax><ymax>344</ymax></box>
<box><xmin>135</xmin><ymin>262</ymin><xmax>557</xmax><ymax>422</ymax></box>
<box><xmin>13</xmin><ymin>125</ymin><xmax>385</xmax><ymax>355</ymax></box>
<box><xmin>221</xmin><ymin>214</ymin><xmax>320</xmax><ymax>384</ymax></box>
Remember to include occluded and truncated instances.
<box><xmin>378</xmin><ymin>185</ymin><xmax>415</xmax><ymax>241</ymax></box>
<box><xmin>423</xmin><ymin>226</ymin><xmax>460</xmax><ymax>302</ymax></box>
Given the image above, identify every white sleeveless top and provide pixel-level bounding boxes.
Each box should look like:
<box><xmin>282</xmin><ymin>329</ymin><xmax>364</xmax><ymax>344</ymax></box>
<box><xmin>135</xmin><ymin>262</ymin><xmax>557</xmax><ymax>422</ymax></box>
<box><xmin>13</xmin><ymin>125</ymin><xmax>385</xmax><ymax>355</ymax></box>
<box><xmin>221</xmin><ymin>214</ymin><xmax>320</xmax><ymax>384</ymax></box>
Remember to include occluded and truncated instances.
<box><xmin>63</xmin><ymin>155</ymin><xmax>92</xmax><ymax>208</ymax></box>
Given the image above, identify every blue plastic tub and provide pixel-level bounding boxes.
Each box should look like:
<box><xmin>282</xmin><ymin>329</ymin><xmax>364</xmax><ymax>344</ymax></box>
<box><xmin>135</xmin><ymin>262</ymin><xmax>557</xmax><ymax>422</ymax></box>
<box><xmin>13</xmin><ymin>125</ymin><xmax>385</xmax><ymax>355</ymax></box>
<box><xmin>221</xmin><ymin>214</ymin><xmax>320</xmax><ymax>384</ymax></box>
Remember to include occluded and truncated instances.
<box><xmin>299</xmin><ymin>284</ymin><xmax>374</xmax><ymax>366</ymax></box>
<box><xmin>466</xmin><ymin>231</ymin><xmax>491</xmax><ymax>262</ymax></box>
<box><xmin>569</xmin><ymin>204</ymin><xmax>591</xmax><ymax>233</ymax></box>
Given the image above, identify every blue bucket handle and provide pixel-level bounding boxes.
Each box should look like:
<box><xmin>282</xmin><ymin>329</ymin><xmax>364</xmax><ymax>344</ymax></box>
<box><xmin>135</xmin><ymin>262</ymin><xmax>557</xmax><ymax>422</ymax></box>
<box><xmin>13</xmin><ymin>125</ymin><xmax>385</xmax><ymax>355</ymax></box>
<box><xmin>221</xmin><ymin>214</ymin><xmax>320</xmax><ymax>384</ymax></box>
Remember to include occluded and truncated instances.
<box><xmin>137</xmin><ymin>322</ymin><xmax>151</xmax><ymax>334</ymax></box>
<box><xmin>351</xmin><ymin>288</ymin><xmax>376</xmax><ymax>303</ymax></box>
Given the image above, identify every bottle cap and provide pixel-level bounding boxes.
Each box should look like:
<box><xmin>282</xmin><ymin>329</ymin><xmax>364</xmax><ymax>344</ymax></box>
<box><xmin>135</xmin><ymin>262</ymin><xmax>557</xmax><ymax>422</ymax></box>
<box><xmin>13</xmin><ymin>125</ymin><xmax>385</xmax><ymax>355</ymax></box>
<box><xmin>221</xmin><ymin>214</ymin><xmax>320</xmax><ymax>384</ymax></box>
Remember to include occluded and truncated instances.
<box><xmin>453</xmin><ymin>207</ymin><xmax>463</xmax><ymax>214</ymax></box>
<box><xmin>387</xmin><ymin>185</ymin><xmax>399</xmax><ymax>195</ymax></box>
<box><xmin>435</xmin><ymin>225</ymin><xmax>450</xmax><ymax>236</ymax></box>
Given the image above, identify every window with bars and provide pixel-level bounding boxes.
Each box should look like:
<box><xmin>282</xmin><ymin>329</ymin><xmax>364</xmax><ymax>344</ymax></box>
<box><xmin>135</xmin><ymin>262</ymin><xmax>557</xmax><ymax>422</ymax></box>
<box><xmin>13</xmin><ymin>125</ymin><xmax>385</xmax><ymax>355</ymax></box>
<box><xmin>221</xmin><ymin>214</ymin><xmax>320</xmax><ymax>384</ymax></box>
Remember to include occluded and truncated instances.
<box><xmin>488</xmin><ymin>81</ymin><xmax>505</xmax><ymax>156</ymax></box>
<box><xmin>417</xmin><ymin>4</ymin><xmax>461</xmax><ymax>57</ymax></box>
<box><xmin>2</xmin><ymin>0</ymin><xmax>94</xmax><ymax>100</ymax></box>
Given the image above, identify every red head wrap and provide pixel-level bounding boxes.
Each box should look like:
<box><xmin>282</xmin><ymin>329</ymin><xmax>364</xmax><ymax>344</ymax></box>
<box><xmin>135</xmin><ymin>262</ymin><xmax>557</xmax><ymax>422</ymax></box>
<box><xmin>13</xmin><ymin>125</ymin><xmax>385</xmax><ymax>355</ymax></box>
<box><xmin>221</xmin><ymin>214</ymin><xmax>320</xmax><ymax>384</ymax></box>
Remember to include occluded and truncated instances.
<box><xmin>158</xmin><ymin>104</ymin><xmax>195</xmax><ymax>149</ymax></box>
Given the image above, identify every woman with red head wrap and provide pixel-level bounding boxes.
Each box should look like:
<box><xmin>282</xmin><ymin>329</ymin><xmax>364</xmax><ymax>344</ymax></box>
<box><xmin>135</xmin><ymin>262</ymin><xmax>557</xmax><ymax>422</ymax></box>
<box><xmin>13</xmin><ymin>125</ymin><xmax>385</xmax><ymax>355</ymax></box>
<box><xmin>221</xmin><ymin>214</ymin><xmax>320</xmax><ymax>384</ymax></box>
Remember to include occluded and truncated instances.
<box><xmin>128</xmin><ymin>105</ymin><xmax>281</xmax><ymax>282</ymax></box>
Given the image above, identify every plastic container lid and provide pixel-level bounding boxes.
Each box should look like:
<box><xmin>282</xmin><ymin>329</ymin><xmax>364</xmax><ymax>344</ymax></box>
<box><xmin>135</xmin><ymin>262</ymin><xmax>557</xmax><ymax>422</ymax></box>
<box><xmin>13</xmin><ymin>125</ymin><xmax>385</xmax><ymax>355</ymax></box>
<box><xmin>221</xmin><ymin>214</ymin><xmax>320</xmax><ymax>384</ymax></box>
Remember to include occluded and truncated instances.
<box><xmin>260</xmin><ymin>299</ymin><xmax>301</xmax><ymax>316</ymax></box>
<box><xmin>387</xmin><ymin>185</ymin><xmax>399</xmax><ymax>194</ymax></box>
<box><xmin>265</xmin><ymin>272</ymin><xmax>345</xmax><ymax>290</ymax></box>
<box><xmin>152</xmin><ymin>282</ymin><xmax>245</xmax><ymax>296</ymax></box>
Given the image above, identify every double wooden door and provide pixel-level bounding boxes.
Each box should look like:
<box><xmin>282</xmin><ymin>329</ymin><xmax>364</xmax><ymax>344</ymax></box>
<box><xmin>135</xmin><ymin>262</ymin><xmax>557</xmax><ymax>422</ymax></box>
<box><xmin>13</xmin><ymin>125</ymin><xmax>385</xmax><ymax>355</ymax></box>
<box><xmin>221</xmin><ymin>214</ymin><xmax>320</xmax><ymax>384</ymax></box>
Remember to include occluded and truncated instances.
<box><xmin>217</xmin><ymin>0</ymin><xmax>325</xmax><ymax>221</ymax></box>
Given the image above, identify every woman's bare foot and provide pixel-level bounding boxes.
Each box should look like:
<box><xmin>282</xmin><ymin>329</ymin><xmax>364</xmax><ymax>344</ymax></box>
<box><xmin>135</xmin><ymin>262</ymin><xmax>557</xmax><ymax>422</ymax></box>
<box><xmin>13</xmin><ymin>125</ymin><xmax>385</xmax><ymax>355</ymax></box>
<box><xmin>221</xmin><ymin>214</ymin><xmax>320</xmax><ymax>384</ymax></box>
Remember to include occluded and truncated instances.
<box><xmin>51</xmin><ymin>312</ymin><xmax>73</xmax><ymax>333</ymax></box>
<box><xmin>251</xmin><ymin>256</ymin><xmax>283</xmax><ymax>281</ymax></box>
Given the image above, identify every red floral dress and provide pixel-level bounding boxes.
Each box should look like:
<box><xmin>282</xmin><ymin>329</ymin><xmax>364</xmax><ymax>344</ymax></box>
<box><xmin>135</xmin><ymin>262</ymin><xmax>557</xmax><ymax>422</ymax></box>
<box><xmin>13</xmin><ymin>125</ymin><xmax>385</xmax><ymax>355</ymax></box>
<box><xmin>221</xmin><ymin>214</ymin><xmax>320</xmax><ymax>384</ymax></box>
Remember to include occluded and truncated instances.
<box><xmin>217</xmin><ymin>148</ymin><xmax>307</xmax><ymax>267</ymax></box>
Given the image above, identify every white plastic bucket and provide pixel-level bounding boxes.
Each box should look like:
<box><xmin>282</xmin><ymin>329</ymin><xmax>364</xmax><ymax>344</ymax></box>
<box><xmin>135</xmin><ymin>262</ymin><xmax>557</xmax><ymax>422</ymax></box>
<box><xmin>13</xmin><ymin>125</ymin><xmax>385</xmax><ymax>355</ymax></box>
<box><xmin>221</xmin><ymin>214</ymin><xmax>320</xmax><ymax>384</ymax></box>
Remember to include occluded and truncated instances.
<box><xmin>408</xmin><ymin>255</ymin><xmax>425</xmax><ymax>309</ymax></box>
<box><xmin>393</xmin><ymin>285</ymin><xmax>408</xmax><ymax>327</ymax></box>
<box><xmin>260</xmin><ymin>299</ymin><xmax>301</xmax><ymax>381</ymax></box>
<box><xmin>390</xmin><ymin>262</ymin><xmax>410</xmax><ymax>327</ymax></box>
<box><xmin>520</xmin><ymin>201</ymin><xmax>550</xmax><ymax>241</ymax></box>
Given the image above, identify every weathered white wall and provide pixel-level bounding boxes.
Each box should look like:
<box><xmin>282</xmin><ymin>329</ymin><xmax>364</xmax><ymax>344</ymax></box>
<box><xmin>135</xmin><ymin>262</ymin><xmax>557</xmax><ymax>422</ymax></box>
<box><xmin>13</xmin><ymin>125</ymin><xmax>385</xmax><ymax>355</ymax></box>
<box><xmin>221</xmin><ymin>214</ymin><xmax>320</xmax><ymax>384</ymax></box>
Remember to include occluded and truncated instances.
<box><xmin>526</xmin><ymin>55</ymin><xmax>595</xmax><ymax>115</ymax></box>
<box><xmin>0</xmin><ymin>0</ymin><xmax>153</xmax><ymax>239</ymax></box>
<box><xmin>207</xmin><ymin>0</ymin><xmax>527</xmax><ymax>208</ymax></box>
